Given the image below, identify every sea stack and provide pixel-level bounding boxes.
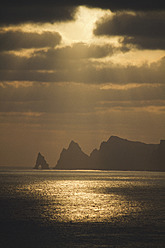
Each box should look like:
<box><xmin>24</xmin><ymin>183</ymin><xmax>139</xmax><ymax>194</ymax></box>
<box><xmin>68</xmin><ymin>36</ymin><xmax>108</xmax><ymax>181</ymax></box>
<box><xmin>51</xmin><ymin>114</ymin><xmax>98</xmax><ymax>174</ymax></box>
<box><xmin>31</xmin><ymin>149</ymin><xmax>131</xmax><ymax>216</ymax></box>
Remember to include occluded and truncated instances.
<box><xmin>34</xmin><ymin>152</ymin><xmax>49</xmax><ymax>169</ymax></box>
<box><xmin>55</xmin><ymin>140</ymin><xmax>89</xmax><ymax>169</ymax></box>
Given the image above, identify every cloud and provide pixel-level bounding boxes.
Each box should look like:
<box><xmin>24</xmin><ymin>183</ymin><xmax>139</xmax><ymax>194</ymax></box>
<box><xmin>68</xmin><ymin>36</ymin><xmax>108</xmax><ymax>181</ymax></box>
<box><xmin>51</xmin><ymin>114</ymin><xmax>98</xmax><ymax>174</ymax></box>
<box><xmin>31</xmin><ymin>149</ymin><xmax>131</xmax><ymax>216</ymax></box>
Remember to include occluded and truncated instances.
<box><xmin>94</xmin><ymin>11</ymin><xmax>165</xmax><ymax>50</ymax></box>
<box><xmin>0</xmin><ymin>2</ymin><xmax>77</xmax><ymax>25</ymax></box>
<box><xmin>0</xmin><ymin>42</ymin><xmax>119</xmax><ymax>70</ymax></box>
<box><xmin>83</xmin><ymin>0</ymin><xmax>165</xmax><ymax>11</ymax></box>
<box><xmin>123</xmin><ymin>36</ymin><xmax>165</xmax><ymax>50</ymax></box>
<box><xmin>0</xmin><ymin>83</ymin><xmax>93</xmax><ymax>114</ymax></box>
<box><xmin>35</xmin><ymin>42</ymin><xmax>116</xmax><ymax>60</ymax></box>
<box><xmin>0</xmin><ymin>52</ymin><xmax>165</xmax><ymax>85</ymax></box>
<box><xmin>1</xmin><ymin>82</ymin><xmax>165</xmax><ymax>114</ymax></box>
<box><xmin>1</xmin><ymin>1</ymin><xmax>165</xmax><ymax>25</ymax></box>
<box><xmin>0</xmin><ymin>31</ymin><xmax>62</xmax><ymax>51</ymax></box>
<box><xmin>0</xmin><ymin>33</ymin><xmax>165</xmax><ymax>85</ymax></box>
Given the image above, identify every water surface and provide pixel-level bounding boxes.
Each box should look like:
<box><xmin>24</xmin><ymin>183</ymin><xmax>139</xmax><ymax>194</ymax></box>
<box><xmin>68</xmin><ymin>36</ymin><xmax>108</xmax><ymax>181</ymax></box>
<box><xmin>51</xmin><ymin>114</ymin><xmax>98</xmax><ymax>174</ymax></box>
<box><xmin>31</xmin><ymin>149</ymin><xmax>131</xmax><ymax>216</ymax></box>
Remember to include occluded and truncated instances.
<box><xmin>0</xmin><ymin>169</ymin><xmax>164</xmax><ymax>247</ymax></box>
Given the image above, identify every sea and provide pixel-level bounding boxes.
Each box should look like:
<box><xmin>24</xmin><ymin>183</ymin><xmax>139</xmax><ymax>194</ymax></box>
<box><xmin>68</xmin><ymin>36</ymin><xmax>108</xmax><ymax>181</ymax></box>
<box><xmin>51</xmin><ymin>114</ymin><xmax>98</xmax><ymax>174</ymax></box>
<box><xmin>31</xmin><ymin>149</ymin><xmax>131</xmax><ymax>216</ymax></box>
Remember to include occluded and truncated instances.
<box><xmin>0</xmin><ymin>168</ymin><xmax>164</xmax><ymax>248</ymax></box>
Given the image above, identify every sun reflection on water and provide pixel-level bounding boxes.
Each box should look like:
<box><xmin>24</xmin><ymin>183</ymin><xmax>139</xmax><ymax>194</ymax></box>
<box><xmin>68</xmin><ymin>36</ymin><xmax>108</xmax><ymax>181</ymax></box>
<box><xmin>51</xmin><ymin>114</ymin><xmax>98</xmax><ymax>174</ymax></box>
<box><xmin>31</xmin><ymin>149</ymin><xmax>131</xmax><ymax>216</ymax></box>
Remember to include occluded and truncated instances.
<box><xmin>18</xmin><ymin>177</ymin><xmax>144</xmax><ymax>223</ymax></box>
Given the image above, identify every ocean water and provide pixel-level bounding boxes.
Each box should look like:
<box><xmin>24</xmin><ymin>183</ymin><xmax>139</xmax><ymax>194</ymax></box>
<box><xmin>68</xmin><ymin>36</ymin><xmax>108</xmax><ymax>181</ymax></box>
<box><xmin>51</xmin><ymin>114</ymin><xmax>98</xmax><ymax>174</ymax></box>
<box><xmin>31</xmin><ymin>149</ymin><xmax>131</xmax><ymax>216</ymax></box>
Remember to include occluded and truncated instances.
<box><xmin>0</xmin><ymin>169</ymin><xmax>164</xmax><ymax>248</ymax></box>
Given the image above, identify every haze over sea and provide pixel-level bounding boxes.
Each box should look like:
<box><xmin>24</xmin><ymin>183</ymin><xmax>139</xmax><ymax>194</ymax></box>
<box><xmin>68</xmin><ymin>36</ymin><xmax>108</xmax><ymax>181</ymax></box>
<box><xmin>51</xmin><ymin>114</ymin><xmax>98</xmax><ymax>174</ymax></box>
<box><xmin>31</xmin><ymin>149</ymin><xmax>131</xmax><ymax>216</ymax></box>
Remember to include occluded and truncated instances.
<box><xmin>0</xmin><ymin>168</ymin><xmax>165</xmax><ymax>247</ymax></box>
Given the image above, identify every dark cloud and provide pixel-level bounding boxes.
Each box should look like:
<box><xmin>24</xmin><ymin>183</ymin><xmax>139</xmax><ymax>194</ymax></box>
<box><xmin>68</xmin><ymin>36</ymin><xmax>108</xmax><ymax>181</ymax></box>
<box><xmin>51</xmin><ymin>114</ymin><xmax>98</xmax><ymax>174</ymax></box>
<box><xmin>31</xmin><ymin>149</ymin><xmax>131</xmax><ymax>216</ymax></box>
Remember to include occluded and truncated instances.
<box><xmin>82</xmin><ymin>0</ymin><xmax>165</xmax><ymax>11</ymax></box>
<box><xmin>95</xmin><ymin>12</ymin><xmax>165</xmax><ymax>37</ymax></box>
<box><xmin>94</xmin><ymin>11</ymin><xmax>165</xmax><ymax>50</ymax></box>
<box><xmin>0</xmin><ymin>42</ymin><xmax>118</xmax><ymax>70</ymax></box>
<box><xmin>0</xmin><ymin>53</ymin><xmax>165</xmax><ymax>85</ymax></box>
<box><xmin>123</xmin><ymin>36</ymin><xmax>165</xmax><ymax>50</ymax></box>
<box><xmin>0</xmin><ymin>31</ymin><xmax>62</xmax><ymax>51</ymax></box>
<box><xmin>1</xmin><ymin>1</ymin><xmax>165</xmax><ymax>25</ymax></box>
<box><xmin>0</xmin><ymin>34</ymin><xmax>165</xmax><ymax>85</ymax></box>
<box><xmin>0</xmin><ymin>82</ymin><xmax>165</xmax><ymax>114</ymax></box>
<box><xmin>0</xmin><ymin>2</ymin><xmax>77</xmax><ymax>25</ymax></box>
<box><xmin>35</xmin><ymin>43</ymin><xmax>116</xmax><ymax>60</ymax></box>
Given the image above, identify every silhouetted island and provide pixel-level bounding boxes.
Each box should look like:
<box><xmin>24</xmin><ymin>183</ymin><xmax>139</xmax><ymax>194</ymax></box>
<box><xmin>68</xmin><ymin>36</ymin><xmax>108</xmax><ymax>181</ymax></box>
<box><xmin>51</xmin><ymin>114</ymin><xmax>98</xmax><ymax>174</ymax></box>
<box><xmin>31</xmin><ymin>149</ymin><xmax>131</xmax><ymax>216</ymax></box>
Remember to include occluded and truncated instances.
<box><xmin>55</xmin><ymin>136</ymin><xmax>165</xmax><ymax>171</ymax></box>
<box><xmin>55</xmin><ymin>141</ymin><xmax>89</xmax><ymax>170</ymax></box>
<box><xmin>34</xmin><ymin>152</ymin><xmax>49</xmax><ymax>169</ymax></box>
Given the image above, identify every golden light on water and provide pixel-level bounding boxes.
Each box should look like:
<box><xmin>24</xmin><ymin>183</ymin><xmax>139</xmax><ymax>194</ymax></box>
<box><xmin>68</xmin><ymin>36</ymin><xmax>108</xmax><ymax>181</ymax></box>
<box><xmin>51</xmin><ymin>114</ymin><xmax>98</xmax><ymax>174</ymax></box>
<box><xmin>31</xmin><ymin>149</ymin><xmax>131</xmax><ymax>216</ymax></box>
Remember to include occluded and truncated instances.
<box><xmin>18</xmin><ymin>175</ymin><xmax>145</xmax><ymax>223</ymax></box>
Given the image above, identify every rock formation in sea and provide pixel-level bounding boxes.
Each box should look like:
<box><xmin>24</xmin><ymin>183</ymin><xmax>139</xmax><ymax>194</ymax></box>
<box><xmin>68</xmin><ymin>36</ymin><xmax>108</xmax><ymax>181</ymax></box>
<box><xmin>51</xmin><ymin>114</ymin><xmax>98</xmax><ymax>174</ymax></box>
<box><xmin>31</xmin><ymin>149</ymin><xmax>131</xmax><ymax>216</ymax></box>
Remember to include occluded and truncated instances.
<box><xmin>90</xmin><ymin>136</ymin><xmax>159</xmax><ymax>171</ymax></box>
<box><xmin>55</xmin><ymin>141</ymin><xmax>90</xmax><ymax>169</ymax></box>
<box><xmin>55</xmin><ymin>136</ymin><xmax>165</xmax><ymax>171</ymax></box>
<box><xmin>150</xmin><ymin>140</ymin><xmax>165</xmax><ymax>171</ymax></box>
<box><xmin>34</xmin><ymin>152</ymin><xmax>49</xmax><ymax>169</ymax></box>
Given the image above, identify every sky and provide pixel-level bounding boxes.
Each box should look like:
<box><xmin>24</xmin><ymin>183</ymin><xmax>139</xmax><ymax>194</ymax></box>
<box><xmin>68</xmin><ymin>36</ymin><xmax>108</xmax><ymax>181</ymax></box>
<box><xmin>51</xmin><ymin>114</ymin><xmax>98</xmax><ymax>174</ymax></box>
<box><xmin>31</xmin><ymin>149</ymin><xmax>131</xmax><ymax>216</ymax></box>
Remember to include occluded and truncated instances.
<box><xmin>0</xmin><ymin>0</ymin><xmax>165</xmax><ymax>167</ymax></box>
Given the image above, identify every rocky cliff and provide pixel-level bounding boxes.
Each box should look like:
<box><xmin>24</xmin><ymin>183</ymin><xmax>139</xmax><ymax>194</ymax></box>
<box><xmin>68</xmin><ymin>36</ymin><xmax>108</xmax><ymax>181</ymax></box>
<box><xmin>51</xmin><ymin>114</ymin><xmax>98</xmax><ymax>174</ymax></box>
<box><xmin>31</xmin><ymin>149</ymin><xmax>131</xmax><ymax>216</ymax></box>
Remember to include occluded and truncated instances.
<box><xmin>90</xmin><ymin>136</ymin><xmax>159</xmax><ymax>170</ymax></box>
<box><xmin>150</xmin><ymin>140</ymin><xmax>165</xmax><ymax>171</ymax></box>
<box><xmin>54</xmin><ymin>136</ymin><xmax>165</xmax><ymax>171</ymax></box>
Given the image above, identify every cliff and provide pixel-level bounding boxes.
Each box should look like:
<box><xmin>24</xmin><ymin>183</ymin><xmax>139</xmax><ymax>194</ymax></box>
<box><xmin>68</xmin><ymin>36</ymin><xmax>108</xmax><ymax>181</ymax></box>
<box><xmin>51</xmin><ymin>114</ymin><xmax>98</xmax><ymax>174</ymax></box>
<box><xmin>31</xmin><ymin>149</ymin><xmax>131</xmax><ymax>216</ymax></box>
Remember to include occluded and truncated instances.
<box><xmin>54</xmin><ymin>136</ymin><xmax>165</xmax><ymax>171</ymax></box>
<box><xmin>150</xmin><ymin>140</ymin><xmax>165</xmax><ymax>171</ymax></box>
<box><xmin>90</xmin><ymin>136</ymin><xmax>158</xmax><ymax>171</ymax></box>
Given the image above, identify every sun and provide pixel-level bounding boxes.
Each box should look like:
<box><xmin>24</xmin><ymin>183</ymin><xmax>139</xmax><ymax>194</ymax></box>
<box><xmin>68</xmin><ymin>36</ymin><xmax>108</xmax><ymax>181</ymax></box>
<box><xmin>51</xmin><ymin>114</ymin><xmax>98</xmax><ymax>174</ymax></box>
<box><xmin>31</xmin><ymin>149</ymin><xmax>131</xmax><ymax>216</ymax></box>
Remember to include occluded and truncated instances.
<box><xmin>44</xmin><ymin>6</ymin><xmax>112</xmax><ymax>45</ymax></box>
<box><xmin>2</xmin><ymin>6</ymin><xmax>111</xmax><ymax>46</ymax></box>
